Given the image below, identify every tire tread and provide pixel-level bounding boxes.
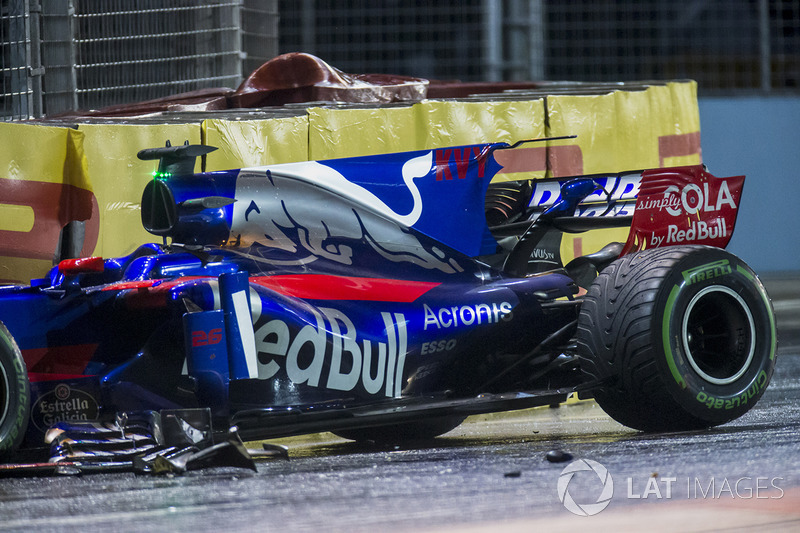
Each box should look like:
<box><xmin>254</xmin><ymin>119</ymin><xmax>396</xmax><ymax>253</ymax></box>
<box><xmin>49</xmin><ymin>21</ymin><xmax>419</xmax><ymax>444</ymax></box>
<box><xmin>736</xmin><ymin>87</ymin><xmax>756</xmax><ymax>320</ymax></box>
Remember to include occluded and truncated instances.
<box><xmin>577</xmin><ymin>246</ymin><xmax>726</xmax><ymax>431</ymax></box>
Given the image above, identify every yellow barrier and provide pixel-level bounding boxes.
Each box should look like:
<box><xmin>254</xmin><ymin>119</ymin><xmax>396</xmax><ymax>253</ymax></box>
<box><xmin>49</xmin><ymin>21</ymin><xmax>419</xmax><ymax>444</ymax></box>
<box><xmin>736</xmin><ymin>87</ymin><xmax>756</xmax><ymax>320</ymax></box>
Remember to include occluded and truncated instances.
<box><xmin>0</xmin><ymin>81</ymin><xmax>701</xmax><ymax>283</ymax></box>
<box><xmin>307</xmin><ymin>105</ymin><xmax>419</xmax><ymax>159</ymax></box>
<box><xmin>307</xmin><ymin>99</ymin><xmax>546</xmax><ymax>161</ymax></box>
<box><xmin>545</xmin><ymin>82</ymin><xmax>701</xmax><ymax>261</ymax></box>
<box><xmin>417</xmin><ymin>99</ymin><xmax>545</xmax><ymax>149</ymax></box>
<box><xmin>656</xmin><ymin>81</ymin><xmax>702</xmax><ymax>167</ymax></box>
<box><xmin>0</xmin><ymin>123</ymin><xmax>80</xmax><ymax>282</ymax></box>
<box><xmin>204</xmin><ymin>115</ymin><xmax>309</xmax><ymax>170</ymax></box>
<box><xmin>546</xmin><ymin>81</ymin><xmax>700</xmax><ymax>175</ymax></box>
<box><xmin>76</xmin><ymin>123</ymin><xmax>201</xmax><ymax>259</ymax></box>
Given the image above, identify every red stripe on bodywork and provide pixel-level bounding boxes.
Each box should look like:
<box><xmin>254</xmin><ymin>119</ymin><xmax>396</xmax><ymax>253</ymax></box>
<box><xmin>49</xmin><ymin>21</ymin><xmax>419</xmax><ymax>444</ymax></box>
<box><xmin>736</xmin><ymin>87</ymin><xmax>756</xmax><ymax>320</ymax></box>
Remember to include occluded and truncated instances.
<box><xmin>101</xmin><ymin>276</ymin><xmax>211</xmax><ymax>292</ymax></box>
<box><xmin>103</xmin><ymin>276</ymin><xmax>215</xmax><ymax>310</ymax></box>
<box><xmin>22</xmin><ymin>343</ymin><xmax>99</xmax><ymax>375</ymax></box>
<box><xmin>251</xmin><ymin>275</ymin><xmax>439</xmax><ymax>302</ymax></box>
<box><xmin>101</xmin><ymin>279</ymin><xmax>160</xmax><ymax>291</ymax></box>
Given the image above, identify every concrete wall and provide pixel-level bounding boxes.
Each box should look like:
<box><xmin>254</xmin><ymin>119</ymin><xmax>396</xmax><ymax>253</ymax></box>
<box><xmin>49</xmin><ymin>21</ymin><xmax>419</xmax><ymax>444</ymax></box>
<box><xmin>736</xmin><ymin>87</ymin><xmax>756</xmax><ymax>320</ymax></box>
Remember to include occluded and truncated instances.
<box><xmin>699</xmin><ymin>97</ymin><xmax>800</xmax><ymax>273</ymax></box>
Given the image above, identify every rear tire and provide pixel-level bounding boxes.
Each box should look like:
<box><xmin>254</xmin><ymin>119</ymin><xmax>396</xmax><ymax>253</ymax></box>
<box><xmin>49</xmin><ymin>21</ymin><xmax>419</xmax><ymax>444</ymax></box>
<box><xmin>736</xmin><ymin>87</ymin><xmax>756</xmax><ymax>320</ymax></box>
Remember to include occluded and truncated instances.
<box><xmin>332</xmin><ymin>416</ymin><xmax>466</xmax><ymax>444</ymax></box>
<box><xmin>0</xmin><ymin>321</ymin><xmax>30</xmax><ymax>459</ymax></box>
<box><xmin>576</xmin><ymin>245</ymin><xmax>777</xmax><ymax>431</ymax></box>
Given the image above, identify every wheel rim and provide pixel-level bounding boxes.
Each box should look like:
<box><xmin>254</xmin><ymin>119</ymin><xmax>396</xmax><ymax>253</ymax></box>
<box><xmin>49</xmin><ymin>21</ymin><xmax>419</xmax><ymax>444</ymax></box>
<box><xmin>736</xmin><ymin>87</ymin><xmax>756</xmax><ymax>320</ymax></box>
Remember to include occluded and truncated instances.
<box><xmin>682</xmin><ymin>285</ymin><xmax>756</xmax><ymax>385</ymax></box>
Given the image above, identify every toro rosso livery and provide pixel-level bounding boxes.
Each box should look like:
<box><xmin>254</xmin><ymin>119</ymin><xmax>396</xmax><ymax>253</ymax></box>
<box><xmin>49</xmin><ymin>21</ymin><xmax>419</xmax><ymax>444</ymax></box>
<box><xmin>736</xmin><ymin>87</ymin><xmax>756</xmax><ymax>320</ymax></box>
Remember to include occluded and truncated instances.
<box><xmin>0</xmin><ymin>139</ymin><xmax>777</xmax><ymax>467</ymax></box>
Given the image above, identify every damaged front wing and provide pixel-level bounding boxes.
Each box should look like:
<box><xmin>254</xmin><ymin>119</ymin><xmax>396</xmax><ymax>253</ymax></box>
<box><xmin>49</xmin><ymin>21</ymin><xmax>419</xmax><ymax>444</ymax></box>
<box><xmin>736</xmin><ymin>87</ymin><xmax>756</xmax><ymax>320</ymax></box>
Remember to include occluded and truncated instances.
<box><xmin>0</xmin><ymin>409</ymin><xmax>287</xmax><ymax>477</ymax></box>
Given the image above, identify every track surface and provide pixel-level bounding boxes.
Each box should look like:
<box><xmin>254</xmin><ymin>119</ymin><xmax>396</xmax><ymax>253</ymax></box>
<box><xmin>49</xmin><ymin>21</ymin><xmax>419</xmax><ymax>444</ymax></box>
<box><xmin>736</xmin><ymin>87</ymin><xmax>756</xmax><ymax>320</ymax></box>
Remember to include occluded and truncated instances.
<box><xmin>0</xmin><ymin>275</ymin><xmax>798</xmax><ymax>532</ymax></box>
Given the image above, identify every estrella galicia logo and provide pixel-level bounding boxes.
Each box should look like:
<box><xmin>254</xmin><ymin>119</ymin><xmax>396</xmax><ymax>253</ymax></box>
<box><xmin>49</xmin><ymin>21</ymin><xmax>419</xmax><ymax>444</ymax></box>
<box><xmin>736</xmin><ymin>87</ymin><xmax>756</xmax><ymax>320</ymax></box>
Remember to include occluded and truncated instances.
<box><xmin>557</xmin><ymin>459</ymin><xmax>614</xmax><ymax>516</ymax></box>
<box><xmin>31</xmin><ymin>384</ymin><xmax>100</xmax><ymax>432</ymax></box>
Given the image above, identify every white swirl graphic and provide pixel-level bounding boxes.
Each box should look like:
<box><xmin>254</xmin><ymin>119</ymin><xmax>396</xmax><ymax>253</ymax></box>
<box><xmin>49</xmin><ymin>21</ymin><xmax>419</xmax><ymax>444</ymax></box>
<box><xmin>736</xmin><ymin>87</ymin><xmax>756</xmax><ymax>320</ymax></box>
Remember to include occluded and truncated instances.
<box><xmin>557</xmin><ymin>459</ymin><xmax>614</xmax><ymax>516</ymax></box>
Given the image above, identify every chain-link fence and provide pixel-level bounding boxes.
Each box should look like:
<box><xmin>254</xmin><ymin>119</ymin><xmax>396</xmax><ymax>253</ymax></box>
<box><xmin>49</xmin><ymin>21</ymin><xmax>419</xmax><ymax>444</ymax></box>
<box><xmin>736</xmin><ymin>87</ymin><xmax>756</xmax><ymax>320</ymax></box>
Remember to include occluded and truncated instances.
<box><xmin>1</xmin><ymin>0</ymin><xmax>37</xmax><ymax>120</ymax></box>
<box><xmin>68</xmin><ymin>0</ymin><xmax>243</xmax><ymax>110</ymax></box>
<box><xmin>280</xmin><ymin>0</ymin><xmax>799</xmax><ymax>94</ymax></box>
<box><xmin>545</xmin><ymin>0</ymin><xmax>799</xmax><ymax>94</ymax></box>
<box><xmin>2</xmin><ymin>0</ymin><xmax>277</xmax><ymax>121</ymax></box>
<box><xmin>4</xmin><ymin>1</ymin><xmax>799</xmax><ymax>121</ymax></box>
<box><xmin>279</xmin><ymin>0</ymin><xmax>487</xmax><ymax>82</ymax></box>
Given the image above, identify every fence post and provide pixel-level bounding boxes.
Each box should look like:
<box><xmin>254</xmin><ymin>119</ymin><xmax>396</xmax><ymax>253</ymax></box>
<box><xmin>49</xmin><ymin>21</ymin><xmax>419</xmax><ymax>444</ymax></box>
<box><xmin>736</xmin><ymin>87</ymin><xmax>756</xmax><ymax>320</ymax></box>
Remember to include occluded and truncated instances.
<box><xmin>29</xmin><ymin>0</ymin><xmax>43</xmax><ymax>117</ymax></box>
<box><xmin>40</xmin><ymin>0</ymin><xmax>78</xmax><ymax>115</ymax></box>
<box><xmin>483</xmin><ymin>0</ymin><xmax>502</xmax><ymax>81</ymax></box>
<box><xmin>758</xmin><ymin>0</ymin><xmax>771</xmax><ymax>93</ymax></box>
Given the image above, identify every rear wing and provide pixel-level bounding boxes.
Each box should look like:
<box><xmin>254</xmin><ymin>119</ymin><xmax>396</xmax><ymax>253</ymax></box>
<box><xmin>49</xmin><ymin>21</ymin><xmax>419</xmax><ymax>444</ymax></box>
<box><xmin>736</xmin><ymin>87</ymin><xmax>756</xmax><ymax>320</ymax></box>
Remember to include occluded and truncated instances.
<box><xmin>489</xmin><ymin>165</ymin><xmax>744</xmax><ymax>272</ymax></box>
<box><xmin>621</xmin><ymin>165</ymin><xmax>744</xmax><ymax>254</ymax></box>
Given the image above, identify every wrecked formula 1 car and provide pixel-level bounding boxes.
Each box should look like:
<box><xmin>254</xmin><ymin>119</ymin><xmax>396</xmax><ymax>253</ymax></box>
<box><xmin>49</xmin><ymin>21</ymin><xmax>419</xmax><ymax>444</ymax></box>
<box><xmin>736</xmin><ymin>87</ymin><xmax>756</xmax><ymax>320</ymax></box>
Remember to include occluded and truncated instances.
<box><xmin>0</xmin><ymin>138</ymin><xmax>777</xmax><ymax>471</ymax></box>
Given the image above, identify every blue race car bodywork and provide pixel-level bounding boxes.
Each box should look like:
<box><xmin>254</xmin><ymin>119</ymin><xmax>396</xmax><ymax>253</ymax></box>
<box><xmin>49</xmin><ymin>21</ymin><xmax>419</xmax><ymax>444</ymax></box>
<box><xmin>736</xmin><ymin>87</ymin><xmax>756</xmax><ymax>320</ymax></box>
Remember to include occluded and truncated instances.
<box><xmin>0</xmin><ymin>140</ymin><xmax>778</xmax><ymax>466</ymax></box>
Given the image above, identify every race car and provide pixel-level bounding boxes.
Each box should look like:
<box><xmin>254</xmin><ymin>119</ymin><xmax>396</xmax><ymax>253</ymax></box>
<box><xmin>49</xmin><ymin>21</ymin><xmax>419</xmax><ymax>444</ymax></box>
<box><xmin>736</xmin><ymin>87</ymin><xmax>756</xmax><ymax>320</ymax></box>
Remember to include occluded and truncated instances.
<box><xmin>0</xmin><ymin>139</ymin><xmax>777</xmax><ymax>470</ymax></box>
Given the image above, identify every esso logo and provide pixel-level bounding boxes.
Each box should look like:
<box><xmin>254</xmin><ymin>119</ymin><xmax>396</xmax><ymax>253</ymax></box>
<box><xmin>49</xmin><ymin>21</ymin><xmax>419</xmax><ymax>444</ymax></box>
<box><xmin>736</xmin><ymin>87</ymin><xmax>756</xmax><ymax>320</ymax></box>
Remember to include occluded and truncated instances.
<box><xmin>420</xmin><ymin>339</ymin><xmax>457</xmax><ymax>355</ymax></box>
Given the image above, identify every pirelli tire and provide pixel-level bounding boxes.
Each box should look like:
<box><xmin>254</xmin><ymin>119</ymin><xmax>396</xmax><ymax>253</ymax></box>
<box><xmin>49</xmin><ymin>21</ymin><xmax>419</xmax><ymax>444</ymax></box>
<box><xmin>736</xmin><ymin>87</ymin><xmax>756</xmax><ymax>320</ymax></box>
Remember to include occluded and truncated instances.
<box><xmin>576</xmin><ymin>245</ymin><xmax>777</xmax><ymax>432</ymax></box>
<box><xmin>0</xmin><ymin>321</ymin><xmax>30</xmax><ymax>460</ymax></box>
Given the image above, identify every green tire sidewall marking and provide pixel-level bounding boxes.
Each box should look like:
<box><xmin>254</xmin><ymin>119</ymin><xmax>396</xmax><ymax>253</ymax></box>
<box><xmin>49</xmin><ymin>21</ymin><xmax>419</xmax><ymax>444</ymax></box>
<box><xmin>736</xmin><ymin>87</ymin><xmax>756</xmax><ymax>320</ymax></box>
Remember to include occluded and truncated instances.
<box><xmin>737</xmin><ymin>264</ymin><xmax>777</xmax><ymax>362</ymax></box>
<box><xmin>662</xmin><ymin>284</ymin><xmax>686</xmax><ymax>388</ymax></box>
<box><xmin>662</xmin><ymin>259</ymin><xmax>775</xmax><ymax>396</ymax></box>
<box><xmin>0</xmin><ymin>324</ymin><xmax>29</xmax><ymax>452</ymax></box>
<box><xmin>0</xmin><ymin>328</ymin><xmax>13</xmax><ymax>356</ymax></box>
